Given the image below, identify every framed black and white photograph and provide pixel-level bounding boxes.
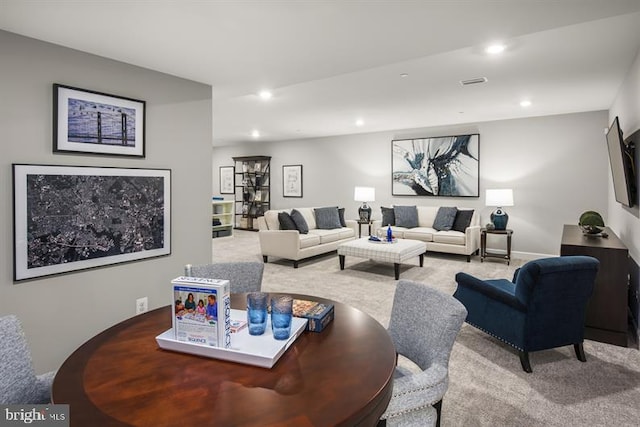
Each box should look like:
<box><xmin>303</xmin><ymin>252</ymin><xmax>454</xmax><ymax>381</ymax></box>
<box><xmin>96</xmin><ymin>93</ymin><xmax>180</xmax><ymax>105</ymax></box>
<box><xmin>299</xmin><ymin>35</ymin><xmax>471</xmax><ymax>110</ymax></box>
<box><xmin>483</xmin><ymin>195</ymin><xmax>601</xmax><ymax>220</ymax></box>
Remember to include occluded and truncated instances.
<box><xmin>53</xmin><ymin>84</ymin><xmax>146</xmax><ymax>157</ymax></box>
<box><xmin>13</xmin><ymin>164</ymin><xmax>170</xmax><ymax>281</ymax></box>
<box><xmin>283</xmin><ymin>164</ymin><xmax>303</xmax><ymax>198</ymax></box>
<box><xmin>392</xmin><ymin>134</ymin><xmax>479</xmax><ymax>197</ymax></box>
<box><xmin>219</xmin><ymin>166</ymin><xmax>234</xmax><ymax>194</ymax></box>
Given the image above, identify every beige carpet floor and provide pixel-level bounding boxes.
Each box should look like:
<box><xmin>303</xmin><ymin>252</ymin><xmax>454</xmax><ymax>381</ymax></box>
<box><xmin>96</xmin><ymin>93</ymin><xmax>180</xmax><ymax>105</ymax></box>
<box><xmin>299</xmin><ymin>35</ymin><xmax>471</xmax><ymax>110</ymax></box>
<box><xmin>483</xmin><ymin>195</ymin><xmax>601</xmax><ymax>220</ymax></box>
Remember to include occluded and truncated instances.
<box><xmin>213</xmin><ymin>231</ymin><xmax>640</xmax><ymax>427</ymax></box>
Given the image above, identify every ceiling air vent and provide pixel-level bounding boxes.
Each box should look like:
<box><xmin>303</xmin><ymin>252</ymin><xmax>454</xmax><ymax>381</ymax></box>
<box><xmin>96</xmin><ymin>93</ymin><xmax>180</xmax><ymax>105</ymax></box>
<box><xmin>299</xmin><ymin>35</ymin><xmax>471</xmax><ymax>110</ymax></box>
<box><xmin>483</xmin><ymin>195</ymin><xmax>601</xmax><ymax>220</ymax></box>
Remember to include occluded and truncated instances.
<box><xmin>460</xmin><ymin>77</ymin><xmax>488</xmax><ymax>86</ymax></box>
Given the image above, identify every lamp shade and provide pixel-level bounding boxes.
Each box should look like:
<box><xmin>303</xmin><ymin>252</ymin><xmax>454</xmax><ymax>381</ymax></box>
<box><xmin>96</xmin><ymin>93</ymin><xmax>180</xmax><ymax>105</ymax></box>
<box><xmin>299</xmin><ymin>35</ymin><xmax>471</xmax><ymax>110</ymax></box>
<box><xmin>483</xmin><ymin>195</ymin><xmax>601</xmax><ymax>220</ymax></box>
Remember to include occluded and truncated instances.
<box><xmin>354</xmin><ymin>187</ymin><xmax>375</xmax><ymax>202</ymax></box>
<box><xmin>486</xmin><ymin>189</ymin><xmax>514</xmax><ymax>207</ymax></box>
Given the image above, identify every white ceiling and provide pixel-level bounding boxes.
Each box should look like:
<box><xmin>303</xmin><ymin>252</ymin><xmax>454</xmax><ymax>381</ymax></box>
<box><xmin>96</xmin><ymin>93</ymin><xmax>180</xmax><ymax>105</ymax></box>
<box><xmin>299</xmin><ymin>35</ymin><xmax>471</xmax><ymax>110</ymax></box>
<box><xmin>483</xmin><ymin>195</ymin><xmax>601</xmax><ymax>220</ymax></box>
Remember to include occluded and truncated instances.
<box><xmin>1</xmin><ymin>1</ymin><xmax>640</xmax><ymax>146</ymax></box>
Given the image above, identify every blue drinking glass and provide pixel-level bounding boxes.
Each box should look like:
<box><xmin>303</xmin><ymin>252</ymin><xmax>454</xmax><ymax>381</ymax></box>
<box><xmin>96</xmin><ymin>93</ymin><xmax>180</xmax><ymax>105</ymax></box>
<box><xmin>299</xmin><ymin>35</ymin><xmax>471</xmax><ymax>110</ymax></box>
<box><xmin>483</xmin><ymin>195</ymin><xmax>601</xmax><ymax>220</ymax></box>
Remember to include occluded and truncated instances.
<box><xmin>247</xmin><ymin>292</ymin><xmax>268</xmax><ymax>335</ymax></box>
<box><xmin>271</xmin><ymin>296</ymin><xmax>293</xmax><ymax>340</ymax></box>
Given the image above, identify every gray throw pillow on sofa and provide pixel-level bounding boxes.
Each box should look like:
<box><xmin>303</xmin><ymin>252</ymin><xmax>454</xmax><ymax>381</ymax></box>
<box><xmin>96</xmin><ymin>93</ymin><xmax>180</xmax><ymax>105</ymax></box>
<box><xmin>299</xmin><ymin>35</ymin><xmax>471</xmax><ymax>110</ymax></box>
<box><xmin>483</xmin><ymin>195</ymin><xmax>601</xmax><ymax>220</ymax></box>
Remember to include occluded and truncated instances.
<box><xmin>433</xmin><ymin>207</ymin><xmax>458</xmax><ymax>231</ymax></box>
<box><xmin>278</xmin><ymin>212</ymin><xmax>298</xmax><ymax>230</ymax></box>
<box><xmin>381</xmin><ymin>207</ymin><xmax>395</xmax><ymax>226</ymax></box>
<box><xmin>290</xmin><ymin>209</ymin><xmax>309</xmax><ymax>234</ymax></box>
<box><xmin>394</xmin><ymin>205</ymin><xmax>419</xmax><ymax>228</ymax></box>
<box><xmin>315</xmin><ymin>206</ymin><xmax>342</xmax><ymax>229</ymax></box>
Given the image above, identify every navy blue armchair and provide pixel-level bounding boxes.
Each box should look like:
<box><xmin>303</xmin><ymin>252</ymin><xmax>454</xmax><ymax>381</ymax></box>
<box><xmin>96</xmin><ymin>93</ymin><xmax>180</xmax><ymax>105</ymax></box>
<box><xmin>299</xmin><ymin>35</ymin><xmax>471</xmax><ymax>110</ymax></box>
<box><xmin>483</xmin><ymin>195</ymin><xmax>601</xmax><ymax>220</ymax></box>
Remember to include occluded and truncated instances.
<box><xmin>453</xmin><ymin>256</ymin><xmax>599</xmax><ymax>372</ymax></box>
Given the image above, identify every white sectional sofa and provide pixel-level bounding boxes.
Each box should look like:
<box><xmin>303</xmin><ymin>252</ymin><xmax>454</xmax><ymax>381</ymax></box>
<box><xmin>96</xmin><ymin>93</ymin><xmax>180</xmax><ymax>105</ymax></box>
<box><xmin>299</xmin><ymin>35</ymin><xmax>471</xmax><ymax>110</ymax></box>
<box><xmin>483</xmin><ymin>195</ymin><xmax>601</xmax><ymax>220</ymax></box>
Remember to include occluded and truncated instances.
<box><xmin>256</xmin><ymin>207</ymin><xmax>357</xmax><ymax>268</ymax></box>
<box><xmin>372</xmin><ymin>206</ymin><xmax>481</xmax><ymax>262</ymax></box>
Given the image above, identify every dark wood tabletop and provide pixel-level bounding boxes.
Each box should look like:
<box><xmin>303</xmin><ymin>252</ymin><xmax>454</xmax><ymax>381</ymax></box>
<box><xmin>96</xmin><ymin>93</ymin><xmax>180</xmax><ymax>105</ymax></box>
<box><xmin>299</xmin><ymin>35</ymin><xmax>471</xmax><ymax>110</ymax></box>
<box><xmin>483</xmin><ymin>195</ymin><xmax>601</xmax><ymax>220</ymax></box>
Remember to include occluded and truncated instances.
<box><xmin>52</xmin><ymin>293</ymin><xmax>396</xmax><ymax>427</ymax></box>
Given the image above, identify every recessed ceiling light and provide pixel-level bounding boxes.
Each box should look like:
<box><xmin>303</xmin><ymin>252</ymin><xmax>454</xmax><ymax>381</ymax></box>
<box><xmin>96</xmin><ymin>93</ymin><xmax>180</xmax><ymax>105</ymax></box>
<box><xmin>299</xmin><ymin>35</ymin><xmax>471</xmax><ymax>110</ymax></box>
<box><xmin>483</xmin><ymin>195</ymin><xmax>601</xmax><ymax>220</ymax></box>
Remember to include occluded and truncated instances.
<box><xmin>258</xmin><ymin>90</ymin><xmax>272</xmax><ymax>100</ymax></box>
<box><xmin>486</xmin><ymin>44</ymin><xmax>506</xmax><ymax>54</ymax></box>
<box><xmin>251</xmin><ymin>130</ymin><xmax>260</xmax><ymax>138</ymax></box>
<box><xmin>520</xmin><ymin>100</ymin><xmax>532</xmax><ymax>107</ymax></box>
<box><xmin>355</xmin><ymin>119</ymin><xmax>364</xmax><ymax>127</ymax></box>
<box><xmin>400</xmin><ymin>73</ymin><xmax>409</xmax><ymax>78</ymax></box>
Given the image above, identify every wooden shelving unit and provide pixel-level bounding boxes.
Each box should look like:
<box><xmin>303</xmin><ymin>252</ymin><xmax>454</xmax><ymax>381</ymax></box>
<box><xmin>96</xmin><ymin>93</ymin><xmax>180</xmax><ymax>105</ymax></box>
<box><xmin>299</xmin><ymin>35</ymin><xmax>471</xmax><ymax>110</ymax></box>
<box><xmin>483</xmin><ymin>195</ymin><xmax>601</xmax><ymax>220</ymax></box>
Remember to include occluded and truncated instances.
<box><xmin>211</xmin><ymin>200</ymin><xmax>234</xmax><ymax>238</ymax></box>
<box><xmin>233</xmin><ymin>156</ymin><xmax>271</xmax><ymax>231</ymax></box>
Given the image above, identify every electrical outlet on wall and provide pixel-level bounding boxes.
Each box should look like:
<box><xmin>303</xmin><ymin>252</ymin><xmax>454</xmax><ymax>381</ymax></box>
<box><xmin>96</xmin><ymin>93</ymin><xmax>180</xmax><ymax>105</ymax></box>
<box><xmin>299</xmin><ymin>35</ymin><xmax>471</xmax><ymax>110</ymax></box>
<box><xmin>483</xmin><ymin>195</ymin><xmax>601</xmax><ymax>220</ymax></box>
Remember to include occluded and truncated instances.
<box><xmin>136</xmin><ymin>297</ymin><xmax>148</xmax><ymax>315</ymax></box>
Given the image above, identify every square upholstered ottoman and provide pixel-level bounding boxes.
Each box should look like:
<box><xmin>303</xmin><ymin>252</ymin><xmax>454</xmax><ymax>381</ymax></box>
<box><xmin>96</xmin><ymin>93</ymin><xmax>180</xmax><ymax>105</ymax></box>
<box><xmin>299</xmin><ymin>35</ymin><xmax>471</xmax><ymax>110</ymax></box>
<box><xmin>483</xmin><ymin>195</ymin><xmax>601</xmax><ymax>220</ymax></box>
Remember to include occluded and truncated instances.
<box><xmin>337</xmin><ymin>238</ymin><xmax>427</xmax><ymax>279</ymax></box>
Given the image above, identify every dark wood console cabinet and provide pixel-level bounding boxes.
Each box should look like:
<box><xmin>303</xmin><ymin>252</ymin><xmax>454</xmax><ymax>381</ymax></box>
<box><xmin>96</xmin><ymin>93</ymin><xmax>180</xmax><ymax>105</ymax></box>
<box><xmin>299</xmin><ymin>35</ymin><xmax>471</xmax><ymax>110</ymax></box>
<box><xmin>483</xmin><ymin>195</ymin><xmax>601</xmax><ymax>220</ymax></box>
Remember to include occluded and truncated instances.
<box><xmin>560</xmin><ymin>224</ymin><xmax>629</xmax><ymax>347</ymax></box>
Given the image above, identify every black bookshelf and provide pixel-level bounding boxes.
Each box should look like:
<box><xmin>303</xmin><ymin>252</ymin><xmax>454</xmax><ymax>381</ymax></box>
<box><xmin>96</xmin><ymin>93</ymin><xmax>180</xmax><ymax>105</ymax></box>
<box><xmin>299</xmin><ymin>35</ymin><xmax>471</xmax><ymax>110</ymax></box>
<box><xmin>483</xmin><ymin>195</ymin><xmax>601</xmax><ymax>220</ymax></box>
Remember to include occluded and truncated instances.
<box><xmin>233</xmin><ymin>156</ymin><xmax>271</xmax><ymax>231</ymax></box>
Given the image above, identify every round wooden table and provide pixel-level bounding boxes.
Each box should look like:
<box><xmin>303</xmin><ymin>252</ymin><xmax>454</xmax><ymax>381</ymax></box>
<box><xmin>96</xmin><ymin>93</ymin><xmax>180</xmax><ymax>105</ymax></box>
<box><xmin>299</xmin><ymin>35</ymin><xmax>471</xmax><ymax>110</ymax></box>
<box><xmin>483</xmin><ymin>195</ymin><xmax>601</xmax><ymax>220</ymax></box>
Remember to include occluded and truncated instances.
<box><xmin>52</xmin><ymin>293</ymin><xmax>396</xmax><ymax>426</ymax></box>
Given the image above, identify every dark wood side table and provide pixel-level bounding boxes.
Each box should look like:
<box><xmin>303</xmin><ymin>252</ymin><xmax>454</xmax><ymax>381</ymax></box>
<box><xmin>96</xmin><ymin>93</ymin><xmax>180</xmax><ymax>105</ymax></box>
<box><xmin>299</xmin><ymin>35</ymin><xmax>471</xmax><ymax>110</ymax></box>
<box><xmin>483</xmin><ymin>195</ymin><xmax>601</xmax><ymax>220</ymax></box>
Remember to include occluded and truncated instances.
<box><xmin>52</xmin><ymin>293</ymin><xmax>396</xmax><ymax>426</ymax></box>
<box><xmin>481</xmin><ymin>228</ymin><xmax>513</xmax><ymax>265</ymax></box>
<box><xmin>357</xmin><ymin>219</ymin><xmax>373</xmax><ymax>238</ymax></box>
<box><xmin>560</xmin><ymin>224</ymin><xmax>629</xmax><ymax>347</ymax></box>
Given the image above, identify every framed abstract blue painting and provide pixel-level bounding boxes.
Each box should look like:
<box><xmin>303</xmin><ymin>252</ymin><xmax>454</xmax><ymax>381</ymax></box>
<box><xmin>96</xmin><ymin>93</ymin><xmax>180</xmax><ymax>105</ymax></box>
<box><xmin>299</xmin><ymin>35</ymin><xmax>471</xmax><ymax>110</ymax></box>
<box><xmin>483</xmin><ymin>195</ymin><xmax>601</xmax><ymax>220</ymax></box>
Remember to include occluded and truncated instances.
<box><xmin>392</xmin><ymin>134</ymin><xmax>479</xmax><ymax>197</ymax></box>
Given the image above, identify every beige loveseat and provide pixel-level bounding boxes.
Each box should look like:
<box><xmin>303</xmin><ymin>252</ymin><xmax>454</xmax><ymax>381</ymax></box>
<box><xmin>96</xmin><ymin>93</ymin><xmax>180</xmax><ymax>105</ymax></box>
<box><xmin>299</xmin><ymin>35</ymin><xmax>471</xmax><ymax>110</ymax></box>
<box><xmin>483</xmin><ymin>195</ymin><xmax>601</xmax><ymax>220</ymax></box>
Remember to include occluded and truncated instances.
<box><xmin>372</xmin><ymin>206</ymin><xmax>481</xmax><ymax>262</ymax></box>
<box><xmin>257</xmin><ymin>208</ymin><xmax>357</xmax><ymax>268</ymax></box>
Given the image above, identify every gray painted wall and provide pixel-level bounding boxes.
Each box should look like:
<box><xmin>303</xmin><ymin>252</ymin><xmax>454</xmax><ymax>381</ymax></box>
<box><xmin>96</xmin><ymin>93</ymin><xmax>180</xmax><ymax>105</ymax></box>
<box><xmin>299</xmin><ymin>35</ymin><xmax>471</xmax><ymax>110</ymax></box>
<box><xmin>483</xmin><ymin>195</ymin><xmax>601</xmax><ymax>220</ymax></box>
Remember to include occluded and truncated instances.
<box><xmin>609</xmin><ymin>47</ymin><xmax>640</xmax><ymax>262</ymax></box>
<box><xmin>0</xmin><ymin>31</ymin><xmax>213</xmax><ymax>373</ymax></box>
<box><xmin>608</xmin><ymin>46</ymin><xmax>640</xmax><ymax>332</ymax></box>
<box><xmin>213</xmin><ymin>111</ymin><xmax>609</xmax><ymax>257</ymax></box>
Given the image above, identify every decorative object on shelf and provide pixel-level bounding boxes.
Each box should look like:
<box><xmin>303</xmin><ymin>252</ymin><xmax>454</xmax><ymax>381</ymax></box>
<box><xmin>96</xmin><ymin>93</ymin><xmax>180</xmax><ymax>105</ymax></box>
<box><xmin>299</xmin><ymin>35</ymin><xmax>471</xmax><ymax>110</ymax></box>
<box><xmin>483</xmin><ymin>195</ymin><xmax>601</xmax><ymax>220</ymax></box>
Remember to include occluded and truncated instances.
<box><xmin>392</xmin><ymin>134</ymin><xmax>479</xmax><ymax>196</ymax></box>
<box><xmin>219</xmin><ymin>166</ymin><xmax>234</xmax><ymax>194</ymax></box>
<box><xmin>53</xmin><ymin>84</ymin><xmax>145</xmax><ymax>157</ymax></box>
<box><xmin>283</xmin><ymin>164</ymin><xmax>303</xmax><ymax>198</ymax></box>
<box><xmin>354</xmin><ymin>186</ymin><xmax>375</xmax><ymax>222</ymax></box>
<box><xmin>578</xmin><ymin>211</ymin><xmax>605</xmax><ymax>235</ymax></box>
<box><xmin>13</xmin><ymin>164</ymin><xmax>170</xmax><ymax>281</ymax></box>
<box><xmin>486</xmin><ymin>189</ymin><xmax>514</xmax><ymax>230</ymax></box>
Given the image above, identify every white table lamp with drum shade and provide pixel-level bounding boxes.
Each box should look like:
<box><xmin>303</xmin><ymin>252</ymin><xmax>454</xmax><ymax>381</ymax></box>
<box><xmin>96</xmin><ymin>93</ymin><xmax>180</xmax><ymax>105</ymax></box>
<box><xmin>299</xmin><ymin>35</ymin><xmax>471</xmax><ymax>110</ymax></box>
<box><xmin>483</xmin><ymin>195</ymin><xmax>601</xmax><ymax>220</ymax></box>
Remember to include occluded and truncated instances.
<box><xmin>486</xmin><ymin>189</ymin><xmax>514</xmax><ymax>230</ymax></box>
<box><xmin>354</xmin><ymin>187</ymin><xmax>375</xmax><ymax>222</ymax></box>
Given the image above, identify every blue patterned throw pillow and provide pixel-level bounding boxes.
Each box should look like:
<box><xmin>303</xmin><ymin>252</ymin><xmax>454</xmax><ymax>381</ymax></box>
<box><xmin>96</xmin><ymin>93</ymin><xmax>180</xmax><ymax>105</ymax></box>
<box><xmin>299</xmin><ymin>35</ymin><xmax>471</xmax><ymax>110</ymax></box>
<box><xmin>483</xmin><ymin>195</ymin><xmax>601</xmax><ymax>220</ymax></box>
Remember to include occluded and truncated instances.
<box><xmin>433</xmin><ymin>207</ymin><xmax>458</xmax><ymax>231</ymax></box>
<box><xmin>394</xmin><ymin>205</ymin><xmax>419</xmax><ymax>228</ymax></box>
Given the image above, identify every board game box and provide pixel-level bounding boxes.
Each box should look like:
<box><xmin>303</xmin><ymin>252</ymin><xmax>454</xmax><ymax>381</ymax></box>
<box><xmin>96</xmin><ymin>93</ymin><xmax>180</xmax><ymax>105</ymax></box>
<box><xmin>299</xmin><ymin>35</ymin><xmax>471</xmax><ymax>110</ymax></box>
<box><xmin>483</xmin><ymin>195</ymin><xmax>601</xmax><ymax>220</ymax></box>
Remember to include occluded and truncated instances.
<box><xmin>172</xmin><ymin>276</ymin><xmax>231</xmax><ymax>348</ymax></box>
<box><xmin>292</xmin><ymin>299</ymin><xmax>334</xmax><ymax>332</ymax></box>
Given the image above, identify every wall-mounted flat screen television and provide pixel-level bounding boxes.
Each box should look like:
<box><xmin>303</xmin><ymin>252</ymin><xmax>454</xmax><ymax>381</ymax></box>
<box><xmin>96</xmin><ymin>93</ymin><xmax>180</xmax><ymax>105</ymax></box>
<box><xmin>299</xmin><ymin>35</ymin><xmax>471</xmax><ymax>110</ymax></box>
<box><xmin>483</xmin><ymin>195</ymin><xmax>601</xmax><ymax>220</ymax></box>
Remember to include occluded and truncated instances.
<box><xmin>606</xmin><ymin>116</ymin><xmax>636</xmax><ymax>207</ymax></box>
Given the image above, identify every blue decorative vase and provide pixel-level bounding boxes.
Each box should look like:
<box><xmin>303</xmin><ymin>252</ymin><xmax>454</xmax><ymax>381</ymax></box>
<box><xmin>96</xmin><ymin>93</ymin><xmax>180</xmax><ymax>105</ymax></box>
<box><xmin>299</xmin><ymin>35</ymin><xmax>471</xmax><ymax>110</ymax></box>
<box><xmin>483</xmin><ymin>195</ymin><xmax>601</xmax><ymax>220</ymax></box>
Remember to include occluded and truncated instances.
<box><xmin>491</xmin><ymin>208</ymin><xmax>509</xmax><ymax>230</ymax></box>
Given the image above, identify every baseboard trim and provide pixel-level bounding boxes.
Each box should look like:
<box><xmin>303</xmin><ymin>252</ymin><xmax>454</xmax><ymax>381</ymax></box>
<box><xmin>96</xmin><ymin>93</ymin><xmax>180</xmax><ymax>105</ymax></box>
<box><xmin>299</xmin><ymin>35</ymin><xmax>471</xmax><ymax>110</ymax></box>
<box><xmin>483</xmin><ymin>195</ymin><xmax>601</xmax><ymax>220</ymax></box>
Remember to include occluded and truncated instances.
<box><xmin>511</xmin><ymin>251</ymin><xmax>555</xmax><ymax>261</ymax></box>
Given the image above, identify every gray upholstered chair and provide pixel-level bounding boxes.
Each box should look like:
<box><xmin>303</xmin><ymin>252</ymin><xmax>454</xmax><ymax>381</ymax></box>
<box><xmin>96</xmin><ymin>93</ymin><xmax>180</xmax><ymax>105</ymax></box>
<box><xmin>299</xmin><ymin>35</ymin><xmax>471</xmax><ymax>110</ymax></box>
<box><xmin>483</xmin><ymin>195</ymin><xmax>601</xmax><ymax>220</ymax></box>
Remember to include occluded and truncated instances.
<box><xmin>380</xmin><ymin>280</ymin><xmax>467</xmax><ymax>427</ymax></box>
<box><xmin>0</xmin><ymin>315</ymin><xmax>55</xmax><ymax>404</ymax></box>
<box><xmin>184</xmin><ymin>261</ymin><xmax>264</xmax><ymax>293</ymax></box>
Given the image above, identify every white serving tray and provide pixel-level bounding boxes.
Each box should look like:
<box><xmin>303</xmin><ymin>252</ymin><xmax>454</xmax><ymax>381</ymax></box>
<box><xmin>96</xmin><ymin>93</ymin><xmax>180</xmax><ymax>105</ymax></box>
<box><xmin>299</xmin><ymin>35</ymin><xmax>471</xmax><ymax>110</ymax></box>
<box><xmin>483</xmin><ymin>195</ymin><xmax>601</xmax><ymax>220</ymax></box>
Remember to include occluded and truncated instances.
<box><xmin>156</xmin><ymin>309</ymin><xmax>307</xmax><ymax>368</ymax></box>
